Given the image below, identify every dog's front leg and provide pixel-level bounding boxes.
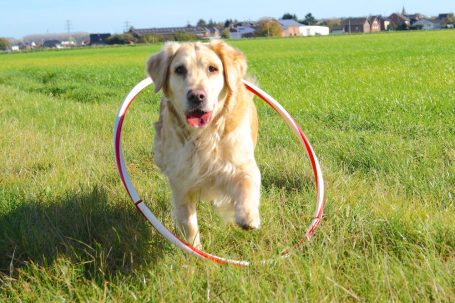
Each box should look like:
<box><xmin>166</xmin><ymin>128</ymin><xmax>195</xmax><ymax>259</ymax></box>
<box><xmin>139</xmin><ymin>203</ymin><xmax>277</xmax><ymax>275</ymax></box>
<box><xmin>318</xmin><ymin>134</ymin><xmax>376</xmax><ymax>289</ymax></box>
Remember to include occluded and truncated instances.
<box><xmin>234</xmin><ymin>163</ymin><xmax>261</xmax><ymax>230</ymax></box>
<box><xmin>172</xmin><ymin>189</ymin><xmax>201</xmax><ymax>249</ymax></box>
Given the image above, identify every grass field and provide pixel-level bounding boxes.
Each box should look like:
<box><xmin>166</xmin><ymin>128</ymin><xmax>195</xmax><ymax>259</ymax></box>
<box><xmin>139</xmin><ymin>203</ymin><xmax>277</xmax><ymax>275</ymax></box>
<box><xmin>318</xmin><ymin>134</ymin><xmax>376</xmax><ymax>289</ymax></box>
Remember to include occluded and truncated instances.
<box><xmin>1</xmin><ymin>31</ymin><xmax>454</xmax><ymax>301</ymax></box>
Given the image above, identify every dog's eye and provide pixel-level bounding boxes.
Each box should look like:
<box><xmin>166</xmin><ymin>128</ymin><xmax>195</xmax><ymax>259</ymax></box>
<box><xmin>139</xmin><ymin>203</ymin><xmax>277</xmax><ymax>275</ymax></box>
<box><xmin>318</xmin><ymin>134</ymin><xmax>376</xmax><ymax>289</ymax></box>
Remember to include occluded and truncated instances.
<box><xmin>208</xmin><ymin>65</ymin><xmax>218</xmax><ymax>73</ymax></box>
<box><xmin>175</xmin><ymin>65</ymin><xmax>186</xmax><ymax>75</ymax></box>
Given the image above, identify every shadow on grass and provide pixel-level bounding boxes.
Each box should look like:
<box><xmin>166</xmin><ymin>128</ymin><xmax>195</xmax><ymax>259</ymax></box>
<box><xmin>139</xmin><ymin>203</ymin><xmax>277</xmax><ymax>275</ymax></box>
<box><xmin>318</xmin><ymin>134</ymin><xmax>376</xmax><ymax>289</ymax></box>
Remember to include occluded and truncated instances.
<box><xmin>0</xmin><ymin>187</ymin><xmax>169</xmax><ymax>278</ymax></box>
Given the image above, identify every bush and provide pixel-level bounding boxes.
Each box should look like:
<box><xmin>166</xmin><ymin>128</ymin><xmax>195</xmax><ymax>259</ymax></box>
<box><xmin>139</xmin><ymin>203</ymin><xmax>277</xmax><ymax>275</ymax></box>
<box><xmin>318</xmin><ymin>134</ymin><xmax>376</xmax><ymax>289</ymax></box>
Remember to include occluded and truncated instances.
<box><xmin>255</xmin><ymin>19</ymin><xmax>283</xmax><ymax>37</ymax></box>
<box><xmin>171</xmin><ymin>32</ymin><xmax>197</xmax><ymax>41</ymax></box>
<box><xmin>388</xmin><ymin>21</ymin><xmax>397</xmax><ymax>31</ymax></box>
<box><xmin>140</xmin><ymin>33</ymin><xmax>163</xmax><ymax>44</ymax></box>
<box><xmin>410</xmin><ymin>24</ymin><xmax>424</xmax><ymax>30</ymax></box>
<box><xmin>397</xmin><ymin>23</ymin><xmax>410</xmax><ymax>31</ymax></box>
<box><xmin>106</xmin><ymin>33</ymin><xmax>137</xmax><ymax>45</ymax></box>
<box><xmin>221</xmin><ymin>28</ymin><xmax>231</xmax><ymax>39</ymax></box>
<box><xmin>0</xmin><ymin>38</ymin><xmax>10</xmax><ymax>50</ymax></box>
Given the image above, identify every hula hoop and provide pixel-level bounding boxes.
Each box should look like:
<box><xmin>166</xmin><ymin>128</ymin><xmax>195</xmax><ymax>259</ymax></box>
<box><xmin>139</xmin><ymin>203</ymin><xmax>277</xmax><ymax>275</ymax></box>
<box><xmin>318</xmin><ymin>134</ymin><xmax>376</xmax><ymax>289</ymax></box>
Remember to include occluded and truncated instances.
<box><xmin>113</xmin><ymin>77</ymin><xmax>324</xmax><ymax>266</ymax></box>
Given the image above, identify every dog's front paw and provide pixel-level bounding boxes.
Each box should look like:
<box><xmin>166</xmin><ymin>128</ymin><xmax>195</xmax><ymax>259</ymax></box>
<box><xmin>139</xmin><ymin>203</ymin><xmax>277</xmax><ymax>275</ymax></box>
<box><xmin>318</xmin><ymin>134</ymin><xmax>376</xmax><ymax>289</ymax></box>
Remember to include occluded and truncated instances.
<box><xmin>236</xmin><ymin>209</ymin><xmax>261</xmax><ymax>230</ymax></box>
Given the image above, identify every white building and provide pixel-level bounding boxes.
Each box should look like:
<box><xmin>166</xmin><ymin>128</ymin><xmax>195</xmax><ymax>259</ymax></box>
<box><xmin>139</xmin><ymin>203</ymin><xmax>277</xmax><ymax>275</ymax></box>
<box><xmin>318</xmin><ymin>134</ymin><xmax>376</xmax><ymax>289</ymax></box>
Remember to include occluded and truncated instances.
<box><xmin>277</xmin><ymin>20</ymin><xmax>330</xmax><ymax>37</ymax></box>
<box><xmin>60</xmin><ymin>40</ymin><xmax>76</xmax><ymax>48</ymax></box>
<box><xmin>299</xmin><ymin>25</ymin><xmax>330</xmax><ymax>36</ymax></box>
<box><xmin>413</xmin><ymin>19</ymin><xmax>440</xmax><ymax>30</ymax></box>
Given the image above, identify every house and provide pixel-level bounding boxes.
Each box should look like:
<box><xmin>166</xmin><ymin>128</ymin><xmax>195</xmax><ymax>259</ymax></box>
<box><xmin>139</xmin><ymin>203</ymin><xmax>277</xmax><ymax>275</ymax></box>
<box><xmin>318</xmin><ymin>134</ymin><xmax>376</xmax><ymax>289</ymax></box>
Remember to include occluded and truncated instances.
<box><xmin>230</xmin><ymin>25</ymin><xmax>256</xmax><ymax>39</ymax></box>
<box><xmin>412</xmin><ymin>19</ymin><xmax>439</xmax><ymax>30</ymax></box>
<box><xmin>206</xmin><ymin>27</ymin><xmax>220</xmax><ymax>39</ymax></box>
<box><xmin>331</xmin><ymin>27</ymin><xmax>345</xmax><ymax>34</ymax></box>
<box><xmin>60</xmin><ymin>41</ymin><xmax>76</xmax><ymax>48</ymax></box>
<box><xmin>233</xmin><ymin>21</ymin><xmax>256</xmax><ymax>29</ymax></box>
<box><xmin>437</xmin><ymin>13</ymin><xmax>454</xmax><ymax>28</ymax></box>
<box><xmin>277</xmin><ymin>19</ymin><xmax>329</xmax><ymax>37</ymax></box>
<box><xmin>43</xmin><ymin>40</ymin><xmax>61</xmax><ymax>48</ymax></box>
<box><xmin>89</xmin><ymin>33</ymin><xmax>111</xmax><ymax>45</ymax></box>
<box><xmin>131</xmin><ymin>26</ymin><xmax>213</xmax><ymax>40</ymax></box>
<box><xmin>278</xmin><ymin>19</ymin><xmax>303</xmax><ymax>37</ymax></box>
<box><xmin>388</xmin><ymin>13</ymin><xmax>411</xmax><ymax>29</ymax></box>
<box><xmin>381</xmin><ymin>18</ymin><xmax>391</xmax><ymax>31</ymax></box>
<box><xmin>430</xmin><ymin>19</ymin><xmax>443</xmax><ymax>29</ymax></box>
<box><xmin>368</xmin><ymin>16</ymin><xmax>381</xmax><ymax>32</ymax></box>
<box><xmin>373</xmin><ymin>15</ymin><xmax>390</xmax><ymax>31</ymax></box>
<box><xmin>406</xmin><ymin>13</ymin><xmax>423</xmax><ymax>24</ymax></box>
<box><xmin>438</xmin><ymin>13</ymin><xmax>454</xmax><ymax>20</ymax></box>
<box><xmin>14</xmin><ymin>41</ymin><xmax>37</xmax><ymax>51</ymax></box>
<box><xmin>342</xmin><ymin>18</ymin><xmax>370</xmax><ymax>33</ymax></box>
<box><xmin>299</xmin><ymin>25</ymin><xmax>329</xmax><ymax>36</ymax></box>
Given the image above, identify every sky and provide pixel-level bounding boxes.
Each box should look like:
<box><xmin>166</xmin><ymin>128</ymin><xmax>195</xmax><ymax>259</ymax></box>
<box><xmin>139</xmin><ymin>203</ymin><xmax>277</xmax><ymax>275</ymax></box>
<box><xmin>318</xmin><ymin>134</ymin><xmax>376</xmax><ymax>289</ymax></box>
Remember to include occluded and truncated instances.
<box><xmin>1</xmin><ymin>0</ymin><xmax>454</xmax><ymax>38</ymax></box>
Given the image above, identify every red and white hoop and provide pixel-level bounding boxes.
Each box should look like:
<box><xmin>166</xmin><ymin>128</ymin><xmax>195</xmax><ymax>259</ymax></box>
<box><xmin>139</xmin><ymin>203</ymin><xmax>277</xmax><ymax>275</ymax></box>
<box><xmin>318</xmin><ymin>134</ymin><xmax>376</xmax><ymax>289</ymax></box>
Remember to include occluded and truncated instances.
<box><xmin>113</xmin><ymin>77</ymin><xmax>324</xmax><ymax>266</ymax></box>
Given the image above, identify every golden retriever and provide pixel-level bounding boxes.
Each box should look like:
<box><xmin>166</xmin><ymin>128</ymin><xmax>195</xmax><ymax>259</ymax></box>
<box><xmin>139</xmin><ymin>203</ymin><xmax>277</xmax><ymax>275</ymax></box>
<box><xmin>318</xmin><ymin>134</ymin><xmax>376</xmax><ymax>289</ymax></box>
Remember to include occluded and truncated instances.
<box><xmin>146</xmin><ymin>40</ymin><xmax>260</xmax><ymax>249</ymax></box>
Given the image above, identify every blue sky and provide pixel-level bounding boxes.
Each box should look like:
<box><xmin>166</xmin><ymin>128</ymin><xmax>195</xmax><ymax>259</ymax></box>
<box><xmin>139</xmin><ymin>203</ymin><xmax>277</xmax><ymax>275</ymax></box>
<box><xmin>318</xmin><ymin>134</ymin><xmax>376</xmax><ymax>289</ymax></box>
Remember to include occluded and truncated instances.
<box><xmin>1</xmin><ymin>0</ymin><xmax>454</xmax><ymax>38</ymax></box>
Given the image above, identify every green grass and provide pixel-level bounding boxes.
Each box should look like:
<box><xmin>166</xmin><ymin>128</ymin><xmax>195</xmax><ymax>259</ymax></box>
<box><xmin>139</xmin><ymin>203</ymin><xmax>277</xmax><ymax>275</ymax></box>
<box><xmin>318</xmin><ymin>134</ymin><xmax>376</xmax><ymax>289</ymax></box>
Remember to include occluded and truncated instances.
<box><xmin>1</xmin><ymin>31</ymin><xmax>454</xmax><ymax>301</ymax></box>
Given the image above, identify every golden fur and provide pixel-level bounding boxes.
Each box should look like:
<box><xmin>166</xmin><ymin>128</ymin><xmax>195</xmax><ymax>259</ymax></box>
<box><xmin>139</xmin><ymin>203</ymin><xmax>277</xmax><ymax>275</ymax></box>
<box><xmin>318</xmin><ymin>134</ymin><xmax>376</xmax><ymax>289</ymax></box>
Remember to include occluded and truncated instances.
<box><xmin>146</xmin><ymin>40</ymin><xmax>260</xmax><ymax>248</ymax></box>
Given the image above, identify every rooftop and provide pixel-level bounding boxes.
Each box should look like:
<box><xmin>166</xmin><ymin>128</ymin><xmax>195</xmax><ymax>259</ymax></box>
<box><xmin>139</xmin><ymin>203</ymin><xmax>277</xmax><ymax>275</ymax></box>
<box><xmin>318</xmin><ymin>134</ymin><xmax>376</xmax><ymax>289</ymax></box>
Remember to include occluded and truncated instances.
<box><xmin>341</xmin><ymin>18</ymin><xmax>369</xmax><ymax>26</ymax></box>
<box><xmin>278</xmin><ymin>19</ymin><xmax>303</xmax><ymax>28</ymax></box>
<box><xmin>131</xmin><ymin>26</ymin><xmax>208</xmax><ymax>36</ymax></box>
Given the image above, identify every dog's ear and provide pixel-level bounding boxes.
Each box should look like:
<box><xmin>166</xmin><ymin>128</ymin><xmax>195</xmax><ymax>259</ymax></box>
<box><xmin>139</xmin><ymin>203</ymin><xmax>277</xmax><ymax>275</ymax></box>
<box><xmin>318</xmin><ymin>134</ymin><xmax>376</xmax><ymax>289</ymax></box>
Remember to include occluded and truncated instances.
<box><xmin>209</xmin><ymin>40</ymin><xmax>247</xmax><ymax>92</ymax></box>
<box><xmin>146</xmin><ymin>42</ymin><xmax>180</xmax><ymax>93</ymax></box>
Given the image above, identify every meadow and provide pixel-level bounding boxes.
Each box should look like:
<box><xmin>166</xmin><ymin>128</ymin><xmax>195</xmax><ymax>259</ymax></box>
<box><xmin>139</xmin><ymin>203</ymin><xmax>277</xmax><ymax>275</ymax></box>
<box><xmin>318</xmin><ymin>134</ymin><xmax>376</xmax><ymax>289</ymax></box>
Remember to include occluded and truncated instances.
<box><xmin>0</xmin><ymin>31</ymin><xmax>454</xmax><ymax>301</ymax></box>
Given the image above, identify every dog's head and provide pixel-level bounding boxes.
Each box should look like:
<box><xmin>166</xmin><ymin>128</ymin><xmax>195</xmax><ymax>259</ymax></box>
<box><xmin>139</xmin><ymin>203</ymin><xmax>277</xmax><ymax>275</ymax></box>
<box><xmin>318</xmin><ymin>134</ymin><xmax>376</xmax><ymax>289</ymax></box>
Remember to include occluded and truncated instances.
<box><xmin>146</xmin><ymin>40</ymin><xmax>247</xmax><ymax>128</ymax></box>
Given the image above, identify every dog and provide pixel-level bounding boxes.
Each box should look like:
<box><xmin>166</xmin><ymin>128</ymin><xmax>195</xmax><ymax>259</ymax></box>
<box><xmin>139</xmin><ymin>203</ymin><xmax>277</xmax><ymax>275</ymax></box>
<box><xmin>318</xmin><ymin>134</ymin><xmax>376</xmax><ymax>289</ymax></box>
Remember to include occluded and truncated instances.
<box><xmin>146</xmin><ymin>40</ymin><xmax>261</xmax><ymax>249</ymax></box>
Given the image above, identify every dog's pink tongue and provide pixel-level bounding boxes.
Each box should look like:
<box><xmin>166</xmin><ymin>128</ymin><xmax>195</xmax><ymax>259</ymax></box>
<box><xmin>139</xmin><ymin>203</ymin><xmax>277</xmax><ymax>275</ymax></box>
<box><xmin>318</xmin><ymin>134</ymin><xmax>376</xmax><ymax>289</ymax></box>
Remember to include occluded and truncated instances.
<box><xmin>186</xmin><ymin>112</ymin><xmax>212</xmax><ymax>128</ymax></box>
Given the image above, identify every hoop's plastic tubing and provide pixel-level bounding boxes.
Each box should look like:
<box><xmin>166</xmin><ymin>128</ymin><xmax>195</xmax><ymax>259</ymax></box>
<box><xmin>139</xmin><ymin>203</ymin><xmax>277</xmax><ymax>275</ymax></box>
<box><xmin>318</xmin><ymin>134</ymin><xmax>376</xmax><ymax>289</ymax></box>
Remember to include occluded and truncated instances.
<box><xmin>113</xmin><ymin>77</ymin><xmax>325</xmax><ymax>266</ymax></box>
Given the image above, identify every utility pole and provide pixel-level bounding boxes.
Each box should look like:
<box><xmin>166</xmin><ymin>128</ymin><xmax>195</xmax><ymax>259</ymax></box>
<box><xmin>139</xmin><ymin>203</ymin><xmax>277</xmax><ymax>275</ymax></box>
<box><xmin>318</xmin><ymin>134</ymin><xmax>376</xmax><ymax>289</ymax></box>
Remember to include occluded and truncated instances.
<box><xmin>65</xmin><ymin>19</ymin><xmax>73</xmax><ymax>41</ymax></box>
<box><xmin>124</xmin><ymin>21</ymin><xmax>130</xmax><ymax>32</ymax></box>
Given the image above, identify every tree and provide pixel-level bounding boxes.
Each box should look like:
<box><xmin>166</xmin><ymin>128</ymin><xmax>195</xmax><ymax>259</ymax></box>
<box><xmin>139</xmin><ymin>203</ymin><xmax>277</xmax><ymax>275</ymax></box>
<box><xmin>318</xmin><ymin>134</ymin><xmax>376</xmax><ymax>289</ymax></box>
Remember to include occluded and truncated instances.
<box><xmin>221</xmin><ymin>28</ymin><xmax>231</xmax><ymax>39</ymax></box>
<box><xmin>282</xmin><ymin>13</ymin><xmax>297</xmax><ymax>20</ymax></box>
<box><xmin>196</xmin><ymin>19</ymin><xmax>207</xmax><ymax>27</ymax></box>
<box><xmin>397</xmin><ymin>22</ymin><xmax>409</xmax><ymax>30</ymax></box>
<box><xmin>141</xmin><ymin>33</ymin><xmax>163</xmax><ymax>44</ymax></box>
<box><xmin>0</xmin><ymin>38</ymin><xmax>10</xmax><ymax>50</ymax></box>
<box><xmin>172</xmin><ymin>32</ymin><xmax>197</xmax><ymax>41</ymax></box>
<box><xmin>388</xmin><ymin>21</ymin><xmax>397</xmax><ymax>31</ymax></box>
<box><xmin>255</xmin><ymin>18</ymin><xmax>283</xmax><ymax>37</ymax></box>
<box><xmin>106</xmin><ymin>33</ymin><xmax>137</xmax><ymax>45</ymax></box>
<box><xmin>446</xmin><ymin>15</ymin><xmax>455</xmax><ymax>26</ymax></box>
<box><xmin>302</xmin><ymin>13</ymin><xmax>317</xmax><ymax>25</ymax></box>
<box><xmin>319</xmin><ymin>18</ymin><xmax>341</xmax><ymax>31</ymax></box>
<box><xmin>224</xmin><ymin>19</ymin><xmax>233</xmax><ymax>28</ymax></box>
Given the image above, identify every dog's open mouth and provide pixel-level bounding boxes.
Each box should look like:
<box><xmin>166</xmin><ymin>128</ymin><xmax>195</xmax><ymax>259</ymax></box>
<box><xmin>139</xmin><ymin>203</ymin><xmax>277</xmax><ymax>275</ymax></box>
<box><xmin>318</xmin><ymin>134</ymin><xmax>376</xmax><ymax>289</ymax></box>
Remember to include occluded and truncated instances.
<box><xmin>186</xmin><ymin>109</ymin><xmax>212</xmax><ymax>128</ymax></box>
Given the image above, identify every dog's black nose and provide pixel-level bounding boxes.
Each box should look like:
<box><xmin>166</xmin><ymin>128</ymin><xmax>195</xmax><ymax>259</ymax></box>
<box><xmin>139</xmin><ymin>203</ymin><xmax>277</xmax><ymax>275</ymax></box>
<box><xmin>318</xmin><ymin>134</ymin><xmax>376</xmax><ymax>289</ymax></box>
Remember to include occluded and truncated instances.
<box><xmin>187</xmin><ymin>89</ymin><xmax>206</xmax><ymax>104</ymax></box>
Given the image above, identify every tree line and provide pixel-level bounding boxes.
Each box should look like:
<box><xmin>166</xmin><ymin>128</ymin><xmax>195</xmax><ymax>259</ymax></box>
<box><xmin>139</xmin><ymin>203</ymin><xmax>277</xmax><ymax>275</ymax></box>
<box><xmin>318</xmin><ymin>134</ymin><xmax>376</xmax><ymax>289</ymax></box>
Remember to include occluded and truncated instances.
<box><xmin>111</xmin><ymin>12</ymin><xmax>322</xmax><ymax>44</ymax></box>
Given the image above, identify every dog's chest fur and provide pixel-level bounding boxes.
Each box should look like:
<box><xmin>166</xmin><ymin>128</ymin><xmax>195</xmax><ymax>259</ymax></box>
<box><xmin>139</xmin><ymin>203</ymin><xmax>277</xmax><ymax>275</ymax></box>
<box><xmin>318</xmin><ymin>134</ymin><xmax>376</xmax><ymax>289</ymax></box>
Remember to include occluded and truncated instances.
<box><xmin>153</xmin><ymin>100</ymin><xmax>254</xmax><ymax>199</ymax></box>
